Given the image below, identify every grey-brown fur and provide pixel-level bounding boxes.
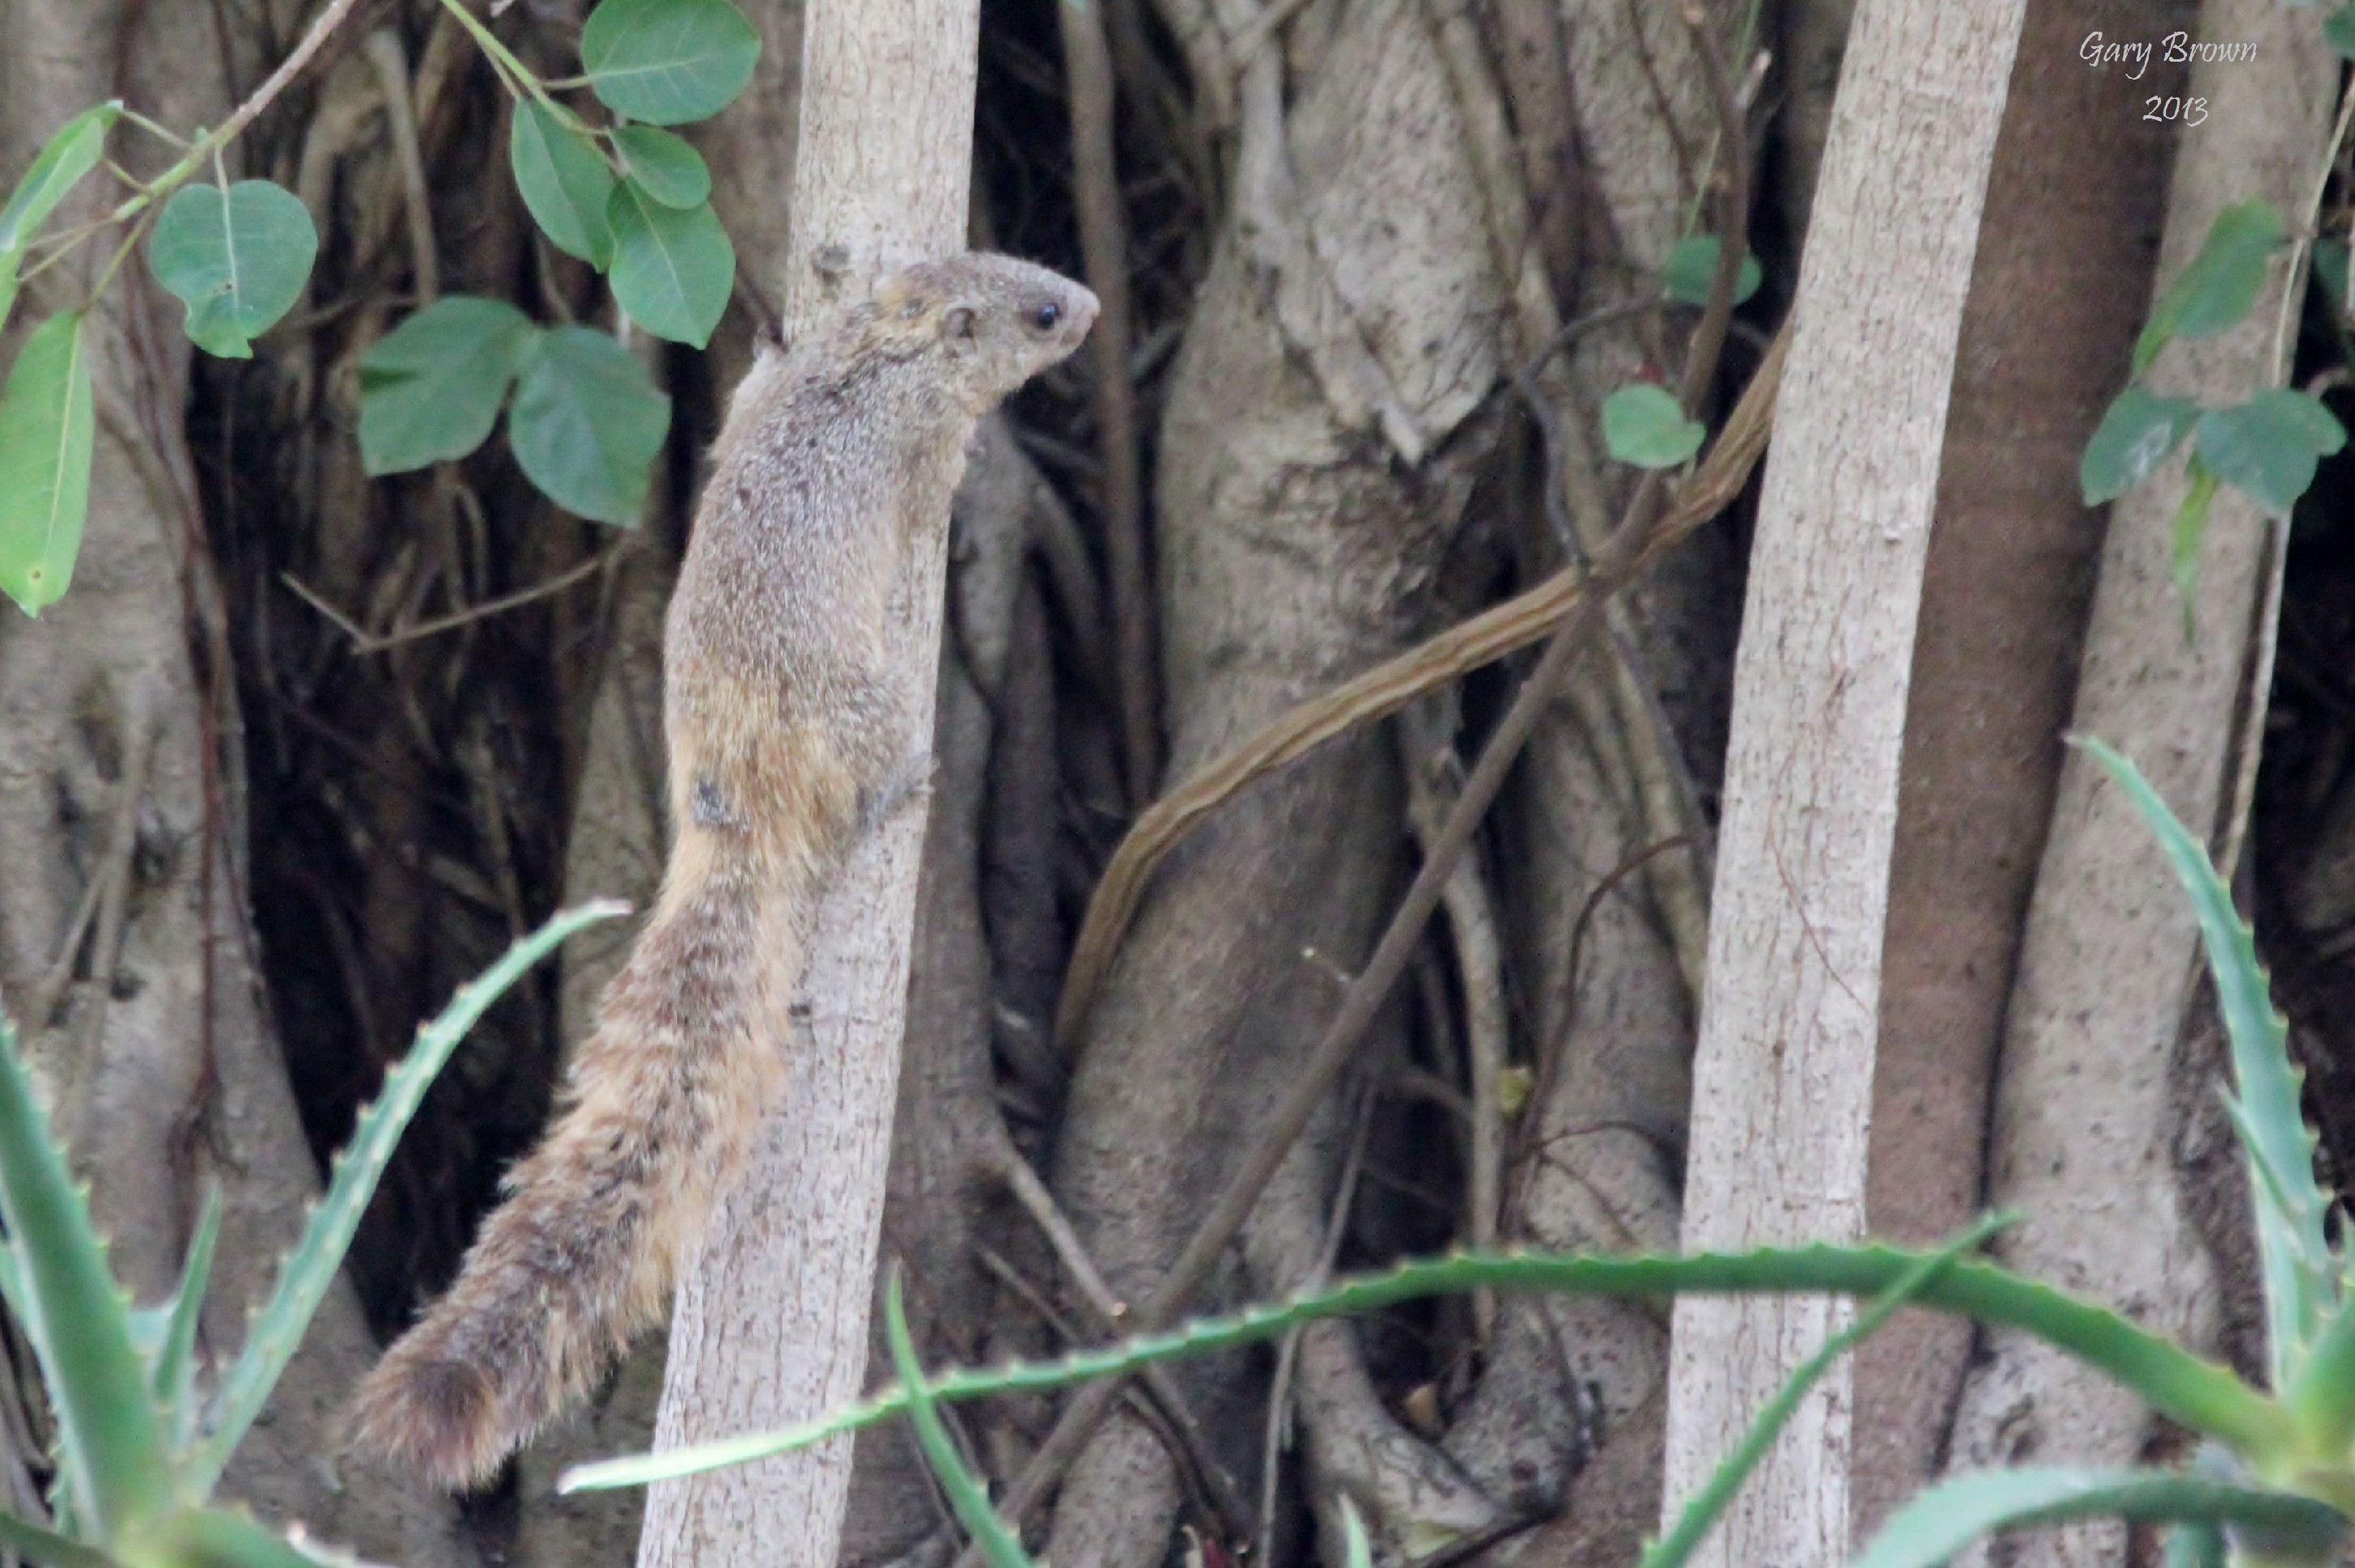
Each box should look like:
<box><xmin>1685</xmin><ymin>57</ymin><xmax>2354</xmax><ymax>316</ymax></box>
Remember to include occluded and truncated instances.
<box><xmin>352</xmin><ymin>254</ymin><xmax>1098</xmax><ymax>1488</ymax></box>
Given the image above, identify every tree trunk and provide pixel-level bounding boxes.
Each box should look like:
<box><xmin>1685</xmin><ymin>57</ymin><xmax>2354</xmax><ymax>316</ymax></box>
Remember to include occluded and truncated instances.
<box><xmin>1943</xmin><ymin>7</ymin><xmax>2335</xmax><ymax>1565</ymax></box>
<box><xmin>1660</xmin><ymin>9</ymin><xmax>2026</xmax><ymax>1567</ymax></box>
<box><xmin>636</xmin><ymin>5</ymin><xmax>980</xmax><ymax>1564</ymax></box>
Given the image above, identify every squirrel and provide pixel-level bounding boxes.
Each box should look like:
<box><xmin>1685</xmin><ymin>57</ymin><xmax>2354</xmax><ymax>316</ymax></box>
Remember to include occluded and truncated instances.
<box><xmin>351</xmin><ymin>253</ymin><xmax>1099</xmax><ymax>1488</ymax></box>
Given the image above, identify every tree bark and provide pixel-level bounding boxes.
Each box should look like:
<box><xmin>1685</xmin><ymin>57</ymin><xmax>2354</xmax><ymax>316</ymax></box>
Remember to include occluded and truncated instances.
<box><xmin>636</xmin><ymin>4</ymin><xmax>979</xmax><ymax>1565</ymax></box>
<box><xmin>1660</xmin><ymin>9</ymin><xmax>2026</xmax><ymax>1566</ymax></box>
<box><xmin>1943</xmin><ymin>7</ymin><xmax>2335</xmax><ymax>1565</ymax></box>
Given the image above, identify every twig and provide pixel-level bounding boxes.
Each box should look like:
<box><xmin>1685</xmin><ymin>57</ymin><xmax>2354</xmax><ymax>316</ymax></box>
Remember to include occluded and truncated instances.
<box><xmin>1058</xmin><ymin>0</ymin><xmax>1162</xmax><ymax>805</ymax></box>
<box><xmin>280</xmin><ymin>551</ymin><xmax>606</xmax><ymax>653</ymax></box>
<box><xmin>1256</xmin><ymin>1083</ymin><xmax>1374</xmax><ymax>1566</ymax></box>
<box><xmin>24</xmin><ymin>692</ymin><xmax>158</xmax><ymax>1029</ymax></box>
<box><xmin>964</xmin><ymin>28</ymin><xmax>1769</xmax><ymax>1552</ymax></box>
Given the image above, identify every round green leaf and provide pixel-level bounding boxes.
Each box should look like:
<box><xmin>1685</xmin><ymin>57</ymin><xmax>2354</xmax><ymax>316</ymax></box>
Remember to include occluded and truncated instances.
<box><xmin>511</xmin><ymin>101</ymin><xmax>616</xmax><ymax>268</ymax></box>
<box><xmin>508</xmin><ymin>325</ymin><xmax>671</xmax><ymax>523</ymax></box>
<box><xmin>581</xmin><ymin>0</ymin><xmax>761</xmax><ymax>126</ymax></box>
<box><xmin>148</xmin><ymin>180</ymin><xmax>318</xmax><ymax>359</ymax></box>
<box><xmin>1661</xmin><ymin>234</ymin><xmax>1762</xmax><ymax>307</ymax></box>
<box><xmin>0</xmin><ymin>312</ymin><xmax>93</xmax><ymax>615</ymax></box>
<box><xmin>1602</xmin><ymin>382</ymin><xmax>1705</xmax><ymax>469</ymax></box>
<box><xmin>2133</xmin><ymin>202</ymin><xmax>2284</xmax><ymax>378</ymax></box>
<box><xmin>2079</xmin><ymin>386</ymin><xmax>2199</xmax><ymax>504</ymax></box>
<box><xmin>607</xmin><ymin>185</ymin><xmax>733</xmax><ymax>347</ymax></box>
<box><xmin>2195</xmin><ymin>389</ymin><xmax>2346</xmax><ymax>516</ymax></box>
<box><xmin>358</xmin><ymin>295</ymin><xmax>538</xmax><ymax>474</ymax></box>
<box><xmin>612</xmin><ymin>125</ymin><xmax>712</xmax><ymax>209</ymax></box>
<box><xmin>2328</xmin><ymin>4</ymin><xmax>2355</xmax><ymax>58</ymax></box>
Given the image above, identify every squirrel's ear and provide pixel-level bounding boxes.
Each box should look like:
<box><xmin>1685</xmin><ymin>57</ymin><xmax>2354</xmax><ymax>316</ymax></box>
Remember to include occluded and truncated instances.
<box><xmin>942</xmin><ymin>304</ymin><xmax>978</xmax><ymax>347</ymax></box>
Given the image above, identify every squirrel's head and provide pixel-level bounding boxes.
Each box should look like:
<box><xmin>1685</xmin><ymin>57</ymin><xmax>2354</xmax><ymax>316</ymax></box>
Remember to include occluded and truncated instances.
<box><xmin>869</xmin><ymin>254</ymin><xmax>1099</xmax><ymax>411</ymax></box>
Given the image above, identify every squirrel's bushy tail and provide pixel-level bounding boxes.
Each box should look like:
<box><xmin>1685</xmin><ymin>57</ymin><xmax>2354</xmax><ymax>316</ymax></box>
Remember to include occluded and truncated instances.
<box><xmin>352</xmin><ymin>821</ymin><xmax>814</xmax><ymax>1488</ymax></box>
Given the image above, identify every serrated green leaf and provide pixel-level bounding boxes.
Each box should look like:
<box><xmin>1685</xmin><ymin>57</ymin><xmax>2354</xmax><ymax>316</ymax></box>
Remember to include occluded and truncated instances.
<box><xmin>561</xmin><ymin>1238</ymin><xmax>2289</xmax><ymax>1493</ymax></box>
<box><xmin>0</xmin><ymin>102</ymin><xmax>123</xmax><ymax>338</ymax></box>
<box><xmin>161</xmin><ymin>1506</ymin><xmax>350</xmax><ymax>1567</ymax></box>
<box><xmin>2133</xmin><ymin>202</ymin><xmax>2285</xmax><ymax>379</ymax></box>
<box><xmin>610</xmin><ymin>126</ymin><xmax>710</xmax><ymax>209</ymax></box>
<box><xmin>1602</xmin><ymin>383</ymin><xmax>1705</xmax><ymax>469</ymax></box>
<box><xmin>508</xmin><ymin>325</ymin><xmax>670</xmax><ymax>524</ymax></box>
<box><xmin>153</xmin><ymin>1187</ymin><xmax>220</xmax><ymax>1439</ymax></box>
<box><xmin>1641</xmin><ymin>1216</ymin><xmax>2005</xmax><ymax>1568</ymax></box>
<box><xmin>2077</xmin><ymin>738</ymin><xmax>2335</xmax><ymax>1396</ymax></box>
<box><xmin>0</xmin><ymin>1504</ymin><xmax>111</xmax><ymax>1568</ymax></box>
<box><xmin>2171</xmin><ymin>459</ymin><xmax>2219</xmax><ymax>626</ymax></box>
<box><xmin>581</xmin><ymin>0</ymin><xmax>761</xmax><ymax>125</ymax></box>
<box><xmin>2081</xmin><ymin>386</ymin><xmax>2200</xmax><ymax>505</ymax></box>
<box><xmin>357</xmin><ymin>295</ymin><xmax>537</xmax><ymax>474</ymax></box>
<box><xmin>606</xmin><ymin>184</ymin><xmax>731</xmax><ymax>347</ymax></box>
<box><xmin>884</xmin><ymin>1272</ymin><xmax>1034</xmax><ymax>1568</ymax></box>
<box><xmin>2196</xmin><ymin>390</ymin><xmax>2347</xmax><ymax>517</ymax></box>
<box><xmin>147</xmin><ymin>181</ymin><xmax>317</xmax><ymax>359</ymax></box>
<box><xmin>0</xmin><ymin>311</ymin><xmax>94</xmax><ymax>616</ymax></box>
<box><xmin>1660</xmin><ymin>235</ymin><xmax>1762</xmax><ymax>307</ymax></box>
<box><xmin>1851</xmin><ymin>1468</ymin><xmax>2342</xmax><ymax>1568</ymax></box>
<box><xmin>510</xmin><ymin>101</ymin><xmax>615</xmax><ymax>269</ymax></box>
<box><xmin>0</xmin><ymin>1017</ymin><xmax>175</xmax><ymax>1539</ymax></box>
<box><xmin>187</xmin><ymin>902</ymin><xmax>627</xmax><ymax>1494</ymax></box>
<box><xmin>2328</xmin><ymin>5</ymin><xmax>2355</xmax><ymax>57</ymax></box>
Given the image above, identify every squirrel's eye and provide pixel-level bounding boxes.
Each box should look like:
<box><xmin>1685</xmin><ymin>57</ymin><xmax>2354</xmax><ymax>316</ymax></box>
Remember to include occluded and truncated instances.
<box><xmin>1033</xmin><ymin>302</ymin><xmax>1061</xmax><ymax>331</ymax></box>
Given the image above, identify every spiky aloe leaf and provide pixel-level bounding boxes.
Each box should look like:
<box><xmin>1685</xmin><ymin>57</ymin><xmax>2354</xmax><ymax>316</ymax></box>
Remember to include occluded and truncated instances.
<box><xmin>188</xmin><ymin>900</ymin><xmax>626</xmax><ymax>1493</ymax></box>
<box><xmin>160</xmin><ymin>1505</ymin><xmax>353</xmax><ymax>1567</ymax></box>
<box><xmin>1642</xmin><ymin>1216</ymin><xmax>2005</xmax><ymax>1568</ymax></box>
<box><xmin>0</xmin><ymin>1016</ymin><xmax>176</xmax><ymax>1539</ymax></box>
<box><xmin>153</xmin><ymin>1187</ymin><xmax>221</xmax><ymax>1441</ymax></box>
<box><xmin>2076</xmin><ymin>738</ymin><xmax>2335</xmax><ymax>1391</ymax></box>
<box><xmin>561</xmin><ymin>1238</ymin><xmax>2289</xmax><ymax>1493</ymax></box>
<box><xmin>884</xmin><ymin>1270</ymin><xmax>1033</xmax><ymax>1568</ymax></box>
<box><xmin>1339</xmin><ymin>1497</ymin><xmax>1374</xmax><ymax>1568</ymax></box>
<box><xmin>0</xmin><ymin>1504</ymin><xmax>110</xmax><ymax>1568</ymax></box>
<box><xmin>1849</xmin><ymin>1467</ymin><xmax>2344</xmax><ymax>1568</ymax></box>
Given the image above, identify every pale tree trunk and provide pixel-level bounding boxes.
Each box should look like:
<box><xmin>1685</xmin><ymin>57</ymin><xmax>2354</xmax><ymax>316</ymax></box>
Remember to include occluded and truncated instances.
<box><xmin>1660</xmin><ymin>9</ymin><xmax>2025</xmax><ymax>1567</ymax></box>
<box><xmin>636</xmin><ymin>5</ymin><xmax>979</xmax><ymax>1565</ymax></box>
<box><xmin>1943</xmin><ymin>7</ymin><xmax>2336</xmax><ymax>1566</ymax></box>
<box><xmin>0</xmin><ymin>3</ymin><xmax>476</xmax><ymax>1562</ymax></box>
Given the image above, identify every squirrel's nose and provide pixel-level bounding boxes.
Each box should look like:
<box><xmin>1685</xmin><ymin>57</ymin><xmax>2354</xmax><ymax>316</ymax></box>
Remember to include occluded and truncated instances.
<box><xmin>1068</xmin><ymin>285</ymin><xmax>1102</xmax><ymax>338</ymax></box>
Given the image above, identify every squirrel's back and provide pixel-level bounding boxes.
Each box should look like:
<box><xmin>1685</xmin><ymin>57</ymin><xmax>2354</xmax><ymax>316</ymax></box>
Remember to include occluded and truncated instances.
<box><xmin>352</xmin><ymin>255</ymin><xmax>1097</xmax><ymax>1488</ymax></box>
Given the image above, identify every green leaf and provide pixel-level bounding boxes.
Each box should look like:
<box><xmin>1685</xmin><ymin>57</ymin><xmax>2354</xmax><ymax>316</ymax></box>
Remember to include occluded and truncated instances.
<box><xmin>187</xmin><ymin>902</ymin><xmax>628</xmax><ymax>1495</ymax></box>
<box><xmin>0</xmin><ymin>1017</ymin><xmax>175</xmax><ymax>1539</ymax></box>
<box><xmin>1602</xmin><ymin>383</ymin><xmax>1705</xmax><ymax>469</ymax></box>
<box><xmin>610</xmin><ymin>126</ymin><xmax>711</xmax><ymax>209</ymax></box>
<box><xmin>2195</xmin><ymin>390</ymin><xmax>2348</xmax><ymax>517</ymax></box>
<box><xmin>2171</xmin><ymin>459</ymin><xmax>2219</xmax><ymax>623</ymax></box>
<box><xmin>0</xmin><ymin>102</ymin><xmax>123</xmax><ymax>335</ymax></box>
<box><xmin>2328</xmin><ymin>5</ymin><xmax>2355</xmax><ymax>57</ymax></box>
<box><xmin>147</xmin><ymin>181</ymin><xmax>317</xmax><ymax>359</ymax></box>
<box><xmin>1850</xmin><ymin>1468</ymin><xmax>2343</xmax><ymax>1568</ymax></box>
<box><xmin>2160</xmin><ymin>1520</ymin><xmax>2223</xmax><ymax>1568</ymax></box>
<box><xmin>160</xmin><ymin>1506</ymin><xmax>350</xmax><ymax>1568</ymax></box>
<box><xmin>581</xmin><ymin>0</ymin><xmax>761</xmax><ymax>125</ymax></box>
<box><xmin>0</xmin><ymin>1505</ymin><xmax>112</xmax><ymax>1568</ymax></box>
<box><xmin>357</xmin><ymin>295</ymin><xmax>537</xmax><ymax>474</ymax></box>
<box><xmin>1660</xmin><ymin>235</ymin><xmax>1762</xmax><ymax>307</ymax></box>
<box><xmin>2077</xmin><ymin>738</ymin><xmax>2336</xmax><ymax>1399</ymax></box>
<box><xmin>606</xmin><ymin>185</ymin><xmax>732</xmax><ymax>347</ymax></box>
<box><xmin>510</xmin><ymin>101</ymin><xmax>616</xmax><ymax>269</ymax></box>
<box><xmin>1641</xmin><ymin>1216</ymin><xmax>2006</xmax><ymax>1568</ymax></box>
<box><xmin>884</xmin><ymin>1271</ymin><xmax>1035</xmax><ymax>1568</ymax></box>
<box><xmin>2133</xmin><ymin>202</ymin><xmax>2285</xmax><ymax>378</ymax></box>
<box><xmin>507</xmin><ymin>326</ymin><xmax>671</xmax><ymax>524</ymax></box>
<box><xmin>0</xmin><ymin>312</ymin><xmax>94</xmax><ymax>616</ymax></box>
<box><xmin>1339</xmin><ymin>1497</ymin><xmax>1374</xmax><ymax>1568</ymax></box>
<box><xmin>561</xmin><ymin>1238</ymin><xmax>2289</xmax><ymax>1494</ymax></box>
<box><xmin>2080</xmin><ymin>386</ymin><xmax>2200</xmax><ymax>505</ymax></box>
<box><xmin>153</xmin><ymin>1187</ymin><xmax>221</xmax><ymax>1440</ymax></box>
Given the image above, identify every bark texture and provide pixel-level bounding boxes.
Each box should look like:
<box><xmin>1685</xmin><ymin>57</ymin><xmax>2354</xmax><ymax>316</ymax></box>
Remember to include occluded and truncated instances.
<box><xmin>1944</xmin><ymin>8</ymin><xmax>2336</xmax><ymax>1565</ymax></box>
<box><xmin>1661</xmin><ymin>10</ymin><xmax>2027</xmax><ymax>1567</ymax></box>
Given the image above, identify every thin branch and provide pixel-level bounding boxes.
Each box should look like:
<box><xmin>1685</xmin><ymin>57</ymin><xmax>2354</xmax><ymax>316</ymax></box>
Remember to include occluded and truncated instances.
<box><xmin>280</xmin><ymin>551</ymin><xmax>607</xmax><ymax>654</ymax></box>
